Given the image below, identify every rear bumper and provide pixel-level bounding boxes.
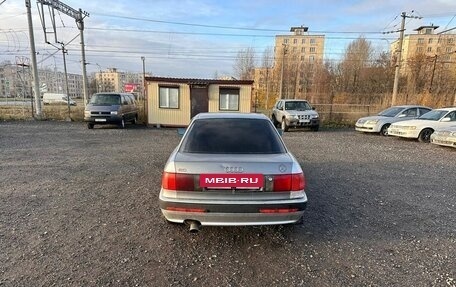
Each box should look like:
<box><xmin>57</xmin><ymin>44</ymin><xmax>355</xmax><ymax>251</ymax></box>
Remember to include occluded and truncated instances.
<box><xmin>159</xmin><ymin>192</ymin><xmax>307</xmax><ymax>226</ymax></box>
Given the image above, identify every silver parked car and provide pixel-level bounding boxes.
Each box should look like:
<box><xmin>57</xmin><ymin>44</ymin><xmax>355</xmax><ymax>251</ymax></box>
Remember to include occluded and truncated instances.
<box><xmin>159</xmin><ymin>113</ymin><xmax>307</xmax><ymax>231</ymax></box>
<box><xmin>431</xmin><ymin>125</ymin><xmax>456</xmax><ymax>148</ymax></box>
<box><xmin>355</xmin><ymin>105</ymin><xmax>431</xmax><ymax>136</ymax></box>
<box><xmin>271</xmin><ymin>99</ymin><xmax>320</xmax><ymax>132</ymax></box>
<box><xmin>388</xmin><ymin>107</ymin><xmax>456</xmax><ymax>143</ymax></box>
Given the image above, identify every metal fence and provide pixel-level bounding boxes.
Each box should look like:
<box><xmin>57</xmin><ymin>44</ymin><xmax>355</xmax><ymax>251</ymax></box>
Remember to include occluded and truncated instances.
<box><xmin>312</xmin><ymin>104</ymin><xmax>383</xmax><ymax>123</ymax></box>
<box><xmin>1</xmin><ymin>97</ymin><xmax>384</xmax><ymax>124</ymax></box>
<box><xmin>257</xmin><ymin>103</ymin><xmax>384</xmax><ymax>124</ymax></box>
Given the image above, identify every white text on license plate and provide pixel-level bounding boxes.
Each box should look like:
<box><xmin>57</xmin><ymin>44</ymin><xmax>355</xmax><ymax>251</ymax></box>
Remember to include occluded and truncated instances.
<box><xmin>200</xmin><ymin>174</ymin><xmax>263</xmax><ymax>188</ymax></box>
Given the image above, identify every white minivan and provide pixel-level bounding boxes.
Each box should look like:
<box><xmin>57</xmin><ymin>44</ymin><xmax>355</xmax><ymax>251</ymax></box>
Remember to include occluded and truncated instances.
<box><xmin>42</xmin><ymin>93</ymin><xmax>76</xmax><ymax>106</ymax></box>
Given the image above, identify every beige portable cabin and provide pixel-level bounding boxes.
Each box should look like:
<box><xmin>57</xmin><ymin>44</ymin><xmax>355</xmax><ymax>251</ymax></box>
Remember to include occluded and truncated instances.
<box><xmin>145</xmin><ymin>77</ymin><xmax>254</xmax><ymax>127</ymax></box>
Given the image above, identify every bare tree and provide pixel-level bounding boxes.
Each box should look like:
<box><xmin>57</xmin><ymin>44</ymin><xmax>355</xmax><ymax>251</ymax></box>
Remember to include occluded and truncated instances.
<box><xmin>233</xmin><ymin>47</ymin><xmax>256</xmax><ymax>80</ymax></box>
<box><xmin>261</xmin><ymin>47</ymin><xmax>275</xmax><ymax>108</ymax></box>
<box><xmin>340</xmin><ymin>37</ymin><xmax>373</xmax><ymax>93</ymax></box>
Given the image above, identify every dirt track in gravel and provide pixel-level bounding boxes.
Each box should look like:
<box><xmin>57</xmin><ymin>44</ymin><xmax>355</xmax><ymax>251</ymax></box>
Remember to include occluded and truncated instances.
<box><xmin>1</xmin><ymin>121</ymin><xmax>455</xmax><ymax>286</ymax></box>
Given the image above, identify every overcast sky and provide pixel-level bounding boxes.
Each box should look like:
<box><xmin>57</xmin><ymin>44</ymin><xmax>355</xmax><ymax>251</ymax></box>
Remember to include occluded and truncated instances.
<box><xmin>1</xmin><ymin>0</ymin><xmax>455</xmax><ymax>78</ymax></box>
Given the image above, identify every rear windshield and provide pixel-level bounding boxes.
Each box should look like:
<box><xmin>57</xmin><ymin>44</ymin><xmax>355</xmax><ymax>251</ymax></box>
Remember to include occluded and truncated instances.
<box><xmin>89</xmin><ymin>94</ymin><xmax>121</xmax><ymax>105</ymax></box>
<box><xmin>180</xmin><ymin>118</ymin><xmax>286</xmax><ymax>154</ymax></box>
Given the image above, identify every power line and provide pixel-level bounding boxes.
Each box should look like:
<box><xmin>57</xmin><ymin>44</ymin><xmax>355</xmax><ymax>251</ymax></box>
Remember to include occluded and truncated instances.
<box><xmin>92</xmin><ymin>12</ymin><xmax>286</xmax><ymax>32</ymax></box>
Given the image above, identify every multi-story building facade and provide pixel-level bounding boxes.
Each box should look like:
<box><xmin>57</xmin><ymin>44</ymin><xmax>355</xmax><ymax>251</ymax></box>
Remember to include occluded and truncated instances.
<box><xmin>0</xmin><ymin>61</ymin><xmax>34</xmax><ymax>98</ymax></box>
<box><xmin>274</xmin><ymin>26</ymin><xmax>325</xmax><ymax>67</ymax></box>
<box><xmin>254</xmin><ymin>26</ymin><xmax>325</xmax><ymax>102</ymax></box>
<box><xmin>0</xmin><ymin>61</ymin><xmax>84</xmax><ymax>98</ymax></box>
<box><xmin>95</xmin><ymin>68</ymin><xmax>146</xmax><ymax>97</ymax></box>
<box><xmin>390</xmin><ymin>25</ymin><xmax>456</xmax><ymax>73</ymax></box>
<box><xmin>38</xmin><ymin>68</ymin><xmax>84</xmax><ymax>98</ymax></box>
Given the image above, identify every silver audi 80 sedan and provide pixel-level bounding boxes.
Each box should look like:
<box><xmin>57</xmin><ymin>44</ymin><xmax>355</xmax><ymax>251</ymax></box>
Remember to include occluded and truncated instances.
<box><xmin>159</xmin><ymin>113</ymin><xmax>307</xmax><ymax>231</ymax></box>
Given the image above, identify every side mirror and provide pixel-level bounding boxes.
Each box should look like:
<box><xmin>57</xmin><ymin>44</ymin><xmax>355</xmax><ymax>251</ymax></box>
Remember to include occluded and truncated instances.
<box><xmin>312</xmin><ymin>107</ymin><xmax>315</xmax><ymax>110</ymax></box>
<box><xmin>441</xmin><ymin>117</ymin><xmax>451</xmax><ymax>122</ymax></box>
<box><xmin>177</xmin><ymin>128</ymin><xmax>187</xmax><ymax>136</ymax></box>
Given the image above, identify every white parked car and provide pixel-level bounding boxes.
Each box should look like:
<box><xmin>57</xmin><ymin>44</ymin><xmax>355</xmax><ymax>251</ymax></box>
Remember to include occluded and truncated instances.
<box><xmin>355</xmin><ymin>105</ymin><xmax>431</xmax><ymax>136</ymax></box>
<box><xmin>388</xmin><ymin>107</ymin><xmax>456</xmax><ymax>143</ymax></box>
<box><xmin>430</xmin><ymin>125</ymin><xmax>456</xmax><ymax>148</ymax></box>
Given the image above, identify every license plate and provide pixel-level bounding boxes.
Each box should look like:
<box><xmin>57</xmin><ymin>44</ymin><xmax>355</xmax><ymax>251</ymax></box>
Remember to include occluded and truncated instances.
<box><xmin>95</xmin><ymin>118</ymin><xmax>106</xmax><ymax>122</ymax></box>
<box><xmin>200</xmin><ymin>174</ymin><xmax>263</xmax><ymax>189</ymax></box>
<box><xmin>299</xmin><ymin>119</ymin><xmax>310</xmax><ymax>123</ymax></box>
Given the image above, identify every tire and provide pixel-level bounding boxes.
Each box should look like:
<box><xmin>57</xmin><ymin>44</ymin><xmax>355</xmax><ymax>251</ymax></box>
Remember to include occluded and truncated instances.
<box><xmin>281</xmin><ymin>118</ymin><xmax>289</xmax><ymax>132</ymax></box>
<box><xmin>311</xmin><ymin>125</ymin><xmax>319</xmax><ymax>132</ymax></box>
<box><xmin>87</xmin><ymin>123</ymin><xmax>94</xmax><ymax>129</ymax></box>
<box><xmin>132</xmin><ymin>115</ymin><xmax>138</xmax><ymax>125</ymax></box>
<box><xmin>418</xmin><ymin>128</ymin><xmax>433</xmax><ymax>143</ymax></box>
<box><xmin>380</xmin><ymin>124</ymin><xmax>390</xmax><ymax>136</ymax></box>
<box><xmin>272</xmin><ymin>115</ymin><xmax>279</xmax><ymax>127</ymax></box>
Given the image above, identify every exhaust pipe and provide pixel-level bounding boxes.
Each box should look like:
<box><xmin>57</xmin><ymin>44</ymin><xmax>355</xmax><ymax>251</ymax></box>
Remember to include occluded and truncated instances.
<box><xmin>187</xmin><ymin>220</ymin><xmax>201</xmax><ymax>233</ymax></box>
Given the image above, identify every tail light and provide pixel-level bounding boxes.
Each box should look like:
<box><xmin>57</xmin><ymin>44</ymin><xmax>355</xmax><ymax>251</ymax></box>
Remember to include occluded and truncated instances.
<box><xmin>273</xmin><ymin>173</ymin><xmax>305</xmax><ymax>192</ymax></box>
<box><xmin>162</xmin><ymin>172</ymin><xmax>195</xmax><ymax>191</ymax></box>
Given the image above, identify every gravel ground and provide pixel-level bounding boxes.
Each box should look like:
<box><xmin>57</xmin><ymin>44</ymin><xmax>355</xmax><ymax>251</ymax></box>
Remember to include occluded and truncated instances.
<box><xmin>0</xmin><ymin>120</ymin><xmax>455</xmax><ymax>287</ymax></box>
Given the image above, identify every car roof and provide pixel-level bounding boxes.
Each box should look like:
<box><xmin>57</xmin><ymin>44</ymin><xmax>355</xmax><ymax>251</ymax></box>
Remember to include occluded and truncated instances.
<box><xmin>390</xmin><ymin>105</ymin><xmax>431</xmax><ymax>108</ymax></box>
<box><xmin>94</xmin><ymin>92</ymin><xmax>133</xmax><ymax>96</ymax></box>
<box><xmin>433</xmin><ymin>107</ymin><xmax>456</xmax><ymax>111</ymax></box>
<box><xmin>193</xmin><ymin>112</ymin><xmax>269</xmax><ymax>120</ymax></box>
<box><xmin>280</xmin><ymin>99</ymin><xmax>309</xmax><ymax>102</ymax></box>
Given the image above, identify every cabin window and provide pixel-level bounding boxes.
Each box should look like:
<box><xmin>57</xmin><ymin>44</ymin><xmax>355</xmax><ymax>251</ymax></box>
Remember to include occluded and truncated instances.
<box><xmin>219</xmin><ymin>88</ymin><xmax>239</xmax><ymax>111</ymax></box>
<box><xmin>159</xmin><ymin>86</ymin><xmax>179</xmax><ymax>109</ymax></box>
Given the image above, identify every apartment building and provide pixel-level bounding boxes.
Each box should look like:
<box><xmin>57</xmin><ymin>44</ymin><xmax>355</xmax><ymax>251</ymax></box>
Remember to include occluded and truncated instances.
<box><xmin>274</xmin><ymin>26</ymin><xmax>325</xmax><ymax>66</ymax></box>
<box><xmin>38</xmin><ymin>68</ymin><xmax>84</xmax><ymax>98</ymax></box>
<box><xmin>0</xmin><ymin>63</ymin><xmax>24</xmax><ymax>97</ymax></box>
<box><xmin>254</xmin><ymin>26</ymin><xmax>326</xmax><ymax>101</ymax></box>
<box><xmin>0</xmin><ymin>62</ymin><xmax>84</xmax><ymax>98</ymax></box>
<box><xmin>95</xmin><ymin>68</ymin><xmax>145</xmax><ymax>96</ymax></box>
<box><xmin>390</xmin><ymin>25</ymin><xmax>456</xmax><ymax>73</ymax></box>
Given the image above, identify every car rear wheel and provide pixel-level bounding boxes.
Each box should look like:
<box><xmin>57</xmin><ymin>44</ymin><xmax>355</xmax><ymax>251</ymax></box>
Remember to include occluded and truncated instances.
<box><xmin>87</xmin><ymin>123</ymin><xmax>94</xmax><ymax>129</ymax></box>
<box><xmin>281</xmin><ymin>118</ymin><xmax>289</xmax><ymax>132</ymax></box>
<box><xmin>119</xmin><ymin>118</ymin><xmax>126</xmax><ymax>129</ymax></box>
<box><xmin>380</xmin><ymin>124</ymin><xmax>390</xmax><ymax>136</ymax></box>
<box><xmin>132</xmin><ymin>115</ymin><xmax>138</xmax><ymax>124</ymax></box>
<box><xmin>418</xmin><ymin>128</ymin><xmax>433</xmax><ymax>143</ymax></box>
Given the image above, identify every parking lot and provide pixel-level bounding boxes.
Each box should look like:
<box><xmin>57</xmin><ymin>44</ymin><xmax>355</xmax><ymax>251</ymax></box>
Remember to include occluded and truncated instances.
<box><xmin>1</xmin><ymin>121</ymin><xmax>455</xmax><ymax>287</ymax></box>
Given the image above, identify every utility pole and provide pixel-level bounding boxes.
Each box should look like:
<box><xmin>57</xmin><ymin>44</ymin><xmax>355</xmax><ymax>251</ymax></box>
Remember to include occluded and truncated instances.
<box><xmin>265</xmin><ymin>66</ymin><xmax>270</xmax><ymax>110</ymax></box>
<box><xmin>77</xmin><ymin>9</ymin><xmax>89</xmax><ymax>105</ymax></box>
<box><xmin>391</xmin><ymin>12</ymin><xmax>422</xmax><ymax>106</ymax></box>
<box><xmin>279</xmin><ymin>44</ymin><xmax>287</xmax><ymax>100</ymax></box>
<box><xmin>37</xmin><ymin>0</ymin><xmax>89</xmax><ymax>104</ymax></box>
<box><xmin>429</xmin><ymin>54</ymin><xmax>438</xmax><ymax>93</ymax></box>
<box><xmin>25</xmin><ymin>0</ymin><xmax>43</xmax><ymax>118</ymax></box>
<box><xmin>60</xmin><ymin>42</ymin><xmax>71</xmax><ymax>120</ymax></box>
